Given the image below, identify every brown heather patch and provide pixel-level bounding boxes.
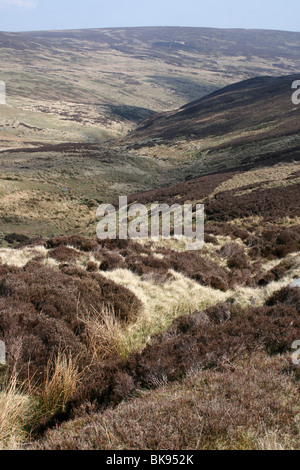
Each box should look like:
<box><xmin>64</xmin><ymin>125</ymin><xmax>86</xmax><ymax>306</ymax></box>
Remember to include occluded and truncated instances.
<box><xmin>127</xmin><ymin>171</ymin><xmax>234</xmax><ymax>206</ymax></box>
<box><xmin>46</xmin><ymin>236</ymin><xmax>99</xmax><ymax>253</ymax></box>
<box><xmin>0</xmin><ymin>259</ymin><xmax>142</xmax><ymax>380</ymax></box>
<box><xmin>166</xmin><ymin>250</ymin><xmax>229</xmax><ymax>291</ymax></box>
<box><xmin>0</xmin><ymin>296</ymin><xmax>87</xmax><ymax>383</ymax></box>
<box><xmin>32</xmin><ymin>352</ymin><xmax>300</xmax><ymax>450</ymax></box>
<box><xmin>254</xmin><ymin>255</ymin><xmax>300</xmax><ymax>286</ymax></box>
<box><xmin>48</xmin><ymin>246</ymin><xmax>81</xmax><ymax>263</ymax></box>
<box><xmin>206</xmin><ymin>184</ymin><xmax>300</xmax><ymax>222</ymax></box>
<box><xmin>247</xmin><ymin>225</ymin><xmax>300</xmax><ymax>260</ymax></box>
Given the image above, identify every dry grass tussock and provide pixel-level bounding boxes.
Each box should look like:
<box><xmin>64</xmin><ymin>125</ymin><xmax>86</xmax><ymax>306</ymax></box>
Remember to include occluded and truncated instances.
<box><xmin>0</xmin><ymin>243</ymin><xmax>99</xmax><ymax>271</ymax></box>
<box><xmin>0</xmin><ymin>371</ymin><xmax>32</xmax><ymax>449</ymax></box>
<box><xmin>36</xmin><ymin>352</ymin><xmax>82</xmax><ymax>421</ymax></box>
<box><xmin>0</xmin><ymin>352</ymin><xmax>82</xmax><ymax>448</ymax></box>
<box><xmin>77</xmin><ymin>306</ymin><xmax>123</xmax><ymax>360</ymax></box>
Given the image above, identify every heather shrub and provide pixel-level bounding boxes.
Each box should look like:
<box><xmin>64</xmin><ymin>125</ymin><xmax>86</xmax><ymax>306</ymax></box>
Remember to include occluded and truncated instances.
<box><xmin>204</xmin><ymin>303</ymin><xmax>231</xmax><ymax>324</ymax></box>
<box><xmin>4</xmin><ymin>233</ymin><xmax>29</xmax><ymax>245</ymax></box>
<box><xmin>206</xmin><ymin>222</ymin><xmax>249</xmax><ymax>240</ymax></box>
<box><xmin>206</xmin><ymin>185</ymin><xmax>300</xmax><ymax>222</ymax></box>
<box><xmin>70</xmin><ymin>359</ymin><xmax>128</xmax><ymax>412</ymax></box>
<box><xmin>16</xmin><ymin>237</ymin><xmax>44</xmax><ymax>249</ymax></box>
<box><xmin>228</xmin><ymin>253</ymin><xmax>248</xmax><ymax>269</ymax></box>
<box><xmin>0</xmin><ymin>262</ymin><xmax>141</xmax><ymax>325</ymax></box>
<box><xmin>228</xmin><ymin>268</ymin><xmax>253</xmax><ymax>288</ymax></box>
<box><xmin>126</xmin><ymin>253</ymin><xmax>171</xmax><ymax>280</ymax></box>
<box><xmin>86</xmin><ymin>261</ymin><xmax>98</xmax><ymax>272</ymax></box>
<box><xmin>0</xmin><ymin>260</ymin><xmax>142</xmax><ymax>379</ymax></box>
<box><xmin>127</xmin><ymin>172</ymin><xmax>232</xmax><ymax>207</ymax></box>
<box><xmin>219</xmin><ymin>243</ymin><xmax>249</xmax><ymax>270</ymax></box>
<box><xmin>0</xmin><ymin>297</ymin><xmax>87</xmax><ymax>381</ymax></box>
<box><xmin>248</xmin><ymin>226</ymin><xmax>300</xmax><ymax>260</ymax></box>
<box><xmin>168</xmin><ymin>251</ymin><xmax>229</xmax><ymax>291</ymax></box>
<box><xmin>204</xmin><ymin>233</ymin><xmax>219</xmax><ymax>245</ymax></box>
<box><xmin>46</xmin><ymin>236</ymin><xmax>99</xmax><ymax>252</ymax></box>
<box><xmin>48</xmin><ymin>246</ymin><xmax>81</xmax><ymax>263</ymax></box>
<box><xmin>95</xmin><ymin>251</ymin><xmax>125</xmax><ymax>271</ymax></box>
<box><xmin>254</xmin><ymin>258</ymin><xmax>296</xmax><ymax>286</ymax></box>
<box><xmin>129</xmin><ymin>302</ymin><xmax>300</xmax><ymax>387</ymax></box>
<box><xmin>266</xmin><ymin>286</ymin><xmax>300</xmax><ymax>312</ymax></box>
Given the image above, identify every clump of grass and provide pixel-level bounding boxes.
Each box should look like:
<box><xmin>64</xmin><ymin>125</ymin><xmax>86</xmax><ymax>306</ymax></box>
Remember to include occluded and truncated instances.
<box><xmin>0</xmin><ymin>352</ymin><xmax>82</xmax><ymax>448</ymax></box>
<box><xmin>78</xmin><ymin>306</ymin><xmax>123</xmax><ymax>360</ymax></box>
<box><xmin>35</xmin><ymin>352</ymin><xmax>81</xmax><ymax>420</ymax></box>
<box><xmin>0</xmin><ymin>370</ymin><xmax>33</xmax><ymax>449</ymax></box>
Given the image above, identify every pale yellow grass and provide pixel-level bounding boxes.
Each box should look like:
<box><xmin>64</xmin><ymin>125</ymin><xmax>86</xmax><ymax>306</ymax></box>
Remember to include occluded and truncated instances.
<box><xmin>37</xmin><ymin>352</ymin><xmax>82</xmax><ymax>418</ymax></box>
<box><xmin>256</xmin><ymin>431</ymin><xmax>286</xmax><ymax>451</ymax></box>
<box><xmin>77</xmin><ymin>306</ymin><xmax>123</xmax><ymax>361</ymax></box>
<box><xmin>0</xmin><ymin>353</ymin><xmax>82</xmax><ymax>449</ymax></box>
<box><xmin>0</xmin><ymin>245</ymin><xmax>49</xmax><ymax>267</ymax></box>
<box><xmin>100</xmin><ymin>250</ymin><xmax>300</xmax><ymax>355</ymax></box>
<box><xmin>0</xmin><ymin>372</ymin><xmax>32</xmax><ymax>450</ymax></box>
<box><xmin>212</xmin><ymin>162</ymin><xmax>300</xmax><ymax>195</ymax></box>
<box><xmin>101</xmin><ymin>268</ymin><xmax>230</xmax><ymax>355</ymax></box>
<box><xmin>0</xmin><ymin>244</ymin><xmax>100</xmax><ymax>270</ymax></box>
<box><xmin>0</xmin><ymin>189</ymin><xmax>96</xmax><ymax>235</ymax></box>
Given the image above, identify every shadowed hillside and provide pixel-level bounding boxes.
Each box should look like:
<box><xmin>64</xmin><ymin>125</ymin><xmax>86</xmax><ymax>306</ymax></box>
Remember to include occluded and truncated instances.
<box><xmin>124</xmin><ymin>74</ymin><xmax>300</xmax><ymax>176</ymax></box>
<box><xmin>129</xmin><ymin>75</ymin><xmax>300</xmax><ymax>141</ymax></box>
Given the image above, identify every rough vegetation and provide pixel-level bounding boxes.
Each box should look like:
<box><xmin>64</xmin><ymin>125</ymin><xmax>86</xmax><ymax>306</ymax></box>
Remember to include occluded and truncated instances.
<box><xmin>0</xmin><ymin>30</ymin><xmax>300</xmax><ymax>449</ymax></box>
<box><xmin>0</xmin><ymin>206</ymin><xmax>299</xmax><ymax>448</ymax></box>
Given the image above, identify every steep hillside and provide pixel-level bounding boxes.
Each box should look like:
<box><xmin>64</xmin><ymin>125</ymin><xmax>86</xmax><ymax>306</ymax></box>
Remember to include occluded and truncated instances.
<box><xmin>125</xmin><ymin>74</ymin><xmax>300</xmax><ymax>175</ymax></box>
